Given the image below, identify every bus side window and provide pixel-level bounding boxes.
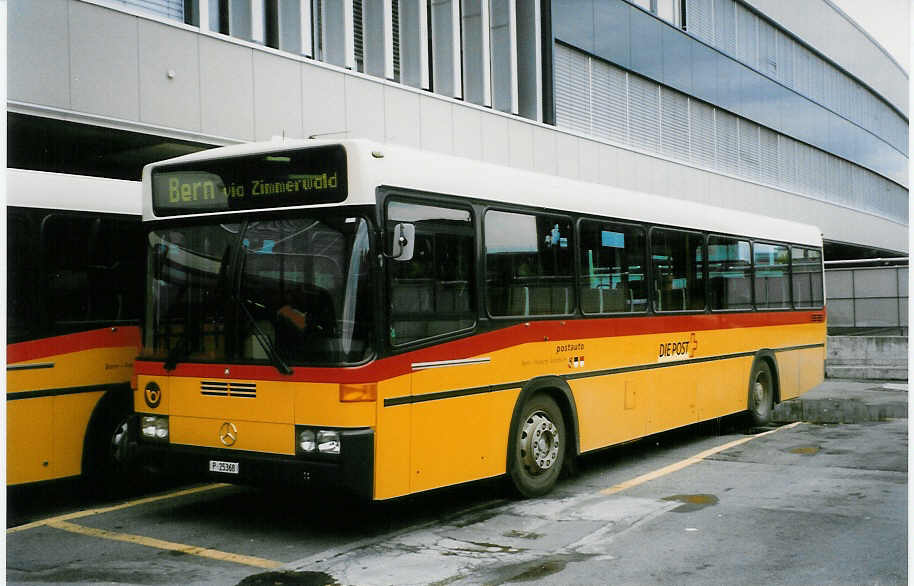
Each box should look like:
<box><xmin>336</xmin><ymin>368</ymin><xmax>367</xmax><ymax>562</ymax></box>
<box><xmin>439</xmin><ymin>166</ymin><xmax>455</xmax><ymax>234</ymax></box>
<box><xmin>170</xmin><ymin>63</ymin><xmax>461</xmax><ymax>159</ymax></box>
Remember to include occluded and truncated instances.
<box><xmin>791</xmin><ymin>247</ymin><xmax>823</xmax><ymax>308</ymax></box>
<box><xmin>89</xmin><ymin>218</ymin><xmax>144</xmax><ymax>321</ymax></box>
<box><xmin>42</xmin><ymin>214</ymin><xmax>93</xmax><ymax>333</ymax></box>
<box><xmin>387</xmin><ymin>200</ymin><xmax>476</xmax><ymax>346</ymax></box>
<box><xmin>651</xmin><ymin>228</ymin><xmax>705</xmax><ymax>312</ymax></box>
<box><xmin>578</xmin><ymin>220</ymin><xmax>647</xmax><ymax>314</ymax></box>
<box><xmin>7</xmin><ymin>209</ymin><xmax>38</xmax><ymax>343</ymax></box>
<box><xmin>754</xmin><ymin>242</ymin><xmax>791</xmax><ymax>309</ymax></box>
<box><xmin>485</xmin><ymin>210</ymin><xmax>574</xmax><ymax>317</ymax></box>
<box><xmin>708</xmin><ymin>236</ymin><xmax>752</xmax><ymax>310</ymax></box>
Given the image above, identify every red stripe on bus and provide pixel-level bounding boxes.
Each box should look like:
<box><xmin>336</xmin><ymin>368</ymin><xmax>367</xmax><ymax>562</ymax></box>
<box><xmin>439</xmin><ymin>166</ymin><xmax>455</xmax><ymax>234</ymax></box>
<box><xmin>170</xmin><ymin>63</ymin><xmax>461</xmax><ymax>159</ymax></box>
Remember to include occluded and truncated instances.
<box><xmin>7</xmin><ymin>326</ymin><xmax>141</xmax><ymax>364</ymax></box>
<box><xmin>134</xmin><ymin>310</ymin><xmax>824</xmax><ymax>383</ymax></box>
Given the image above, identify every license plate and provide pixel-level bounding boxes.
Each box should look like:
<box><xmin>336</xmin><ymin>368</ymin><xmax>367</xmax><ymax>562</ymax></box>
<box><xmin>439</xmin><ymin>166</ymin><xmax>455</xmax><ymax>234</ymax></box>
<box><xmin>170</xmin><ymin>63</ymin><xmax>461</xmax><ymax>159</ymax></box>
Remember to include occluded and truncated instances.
<box><xmin>209</xmin><ymin>460</ymin><xmax>239</xmax><ymax>474</ymax></box>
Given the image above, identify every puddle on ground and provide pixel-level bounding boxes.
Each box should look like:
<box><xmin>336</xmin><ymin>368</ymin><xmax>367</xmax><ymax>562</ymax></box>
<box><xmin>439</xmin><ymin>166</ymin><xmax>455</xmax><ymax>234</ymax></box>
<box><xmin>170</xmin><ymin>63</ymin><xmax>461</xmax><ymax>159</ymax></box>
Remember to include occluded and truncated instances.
<box><xmin>502</xmin><ymin>529</ymin><xmax>544</xmax><ymax>540</ymax></box>
<box><xmin>661</xmin><ymin>494</ymin><xmax>719</xmax><ymax>513</ymax></box>
<box><xmin>502</xmin><ymin>553</ymin><xmax>595</xmax><ymax>583</ymax></box>
<box><xmin>788</xmin><ymin>445</ymin><xmax>821</xmax><ymax>455</ymax></box>
<box><xmin>237</xmin><ymin>571</ymin><xmax>338</xmax><ymax>586</ymax></box>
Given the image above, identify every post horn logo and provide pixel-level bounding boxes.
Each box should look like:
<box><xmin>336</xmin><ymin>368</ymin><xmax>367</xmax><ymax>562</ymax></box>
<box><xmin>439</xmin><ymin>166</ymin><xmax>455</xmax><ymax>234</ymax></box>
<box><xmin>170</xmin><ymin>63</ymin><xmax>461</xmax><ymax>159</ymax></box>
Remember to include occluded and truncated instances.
<box><xmin>144</xmin><ymin>382</ymin><xmax>162</xmax><ymax>409</ymax></box>
<box><xmin>219</xmin><ymin>422</ymin><xmax>238</xmax><ymax>447</ymax></box>
<box><xmin>689</xmin><ymin>332</ymin><xmax>699</xmax><ymax>358</ymax></box>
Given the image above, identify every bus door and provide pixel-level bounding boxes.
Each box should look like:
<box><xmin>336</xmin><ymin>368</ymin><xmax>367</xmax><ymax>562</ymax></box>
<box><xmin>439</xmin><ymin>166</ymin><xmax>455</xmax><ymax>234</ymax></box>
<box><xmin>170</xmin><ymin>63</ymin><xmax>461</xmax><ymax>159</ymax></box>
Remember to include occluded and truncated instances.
<box><xmin>386</xmin><ymin>199</ymin><xmax>507</xmax><ymax>492</ymax></box>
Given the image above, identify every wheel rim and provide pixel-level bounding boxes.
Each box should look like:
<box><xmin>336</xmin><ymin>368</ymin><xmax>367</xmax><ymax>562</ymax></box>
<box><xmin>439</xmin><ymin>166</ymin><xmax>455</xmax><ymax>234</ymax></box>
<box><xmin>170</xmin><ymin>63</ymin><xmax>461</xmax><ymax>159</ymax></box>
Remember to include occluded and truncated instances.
<box><xmin>519</xmin><ymin>410</ymin><xmax>560</xmax><ymax>476</ymax></box>
<box><xmin>110</xmin><ymin>419</ymin><xmax>130</xmax><ymax>465</ymax></box>
<box><xmin>752</xmin><ymin>372</ymin><xmax>770</xmax><ymax>414</ymax></box>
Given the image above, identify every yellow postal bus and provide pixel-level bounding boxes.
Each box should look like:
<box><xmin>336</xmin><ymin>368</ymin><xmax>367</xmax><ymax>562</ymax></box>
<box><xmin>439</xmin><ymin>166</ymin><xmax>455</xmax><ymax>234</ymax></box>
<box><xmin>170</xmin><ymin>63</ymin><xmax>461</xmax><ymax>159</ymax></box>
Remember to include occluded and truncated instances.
<box><xmin>134</xmin><ymin>139</ymin><xmax>825</xmax><ymax>499</ymax></box>
<box><xmin>7</xmin><ymin>169</ymin><xmax>143</xmax><ymax>486</ymax></box>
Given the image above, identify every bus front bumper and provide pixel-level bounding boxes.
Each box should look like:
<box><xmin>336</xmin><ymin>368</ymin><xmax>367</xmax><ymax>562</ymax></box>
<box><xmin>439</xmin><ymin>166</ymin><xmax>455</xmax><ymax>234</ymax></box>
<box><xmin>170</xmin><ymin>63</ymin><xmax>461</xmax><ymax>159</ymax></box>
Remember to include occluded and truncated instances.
<box><xmin>131</xmin><ymin>419</ymin><xmax>374</xmax><ymax>499</ymax></box>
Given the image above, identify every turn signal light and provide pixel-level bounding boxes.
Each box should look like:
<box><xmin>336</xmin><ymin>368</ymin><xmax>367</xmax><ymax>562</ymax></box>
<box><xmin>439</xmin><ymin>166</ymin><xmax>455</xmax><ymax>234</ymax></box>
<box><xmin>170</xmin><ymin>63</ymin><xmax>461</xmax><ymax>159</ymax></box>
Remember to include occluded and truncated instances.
<box><xmin>339</xmin><ymin>383</ymin><xmax>377</xmax><ymax>403</ymax></box>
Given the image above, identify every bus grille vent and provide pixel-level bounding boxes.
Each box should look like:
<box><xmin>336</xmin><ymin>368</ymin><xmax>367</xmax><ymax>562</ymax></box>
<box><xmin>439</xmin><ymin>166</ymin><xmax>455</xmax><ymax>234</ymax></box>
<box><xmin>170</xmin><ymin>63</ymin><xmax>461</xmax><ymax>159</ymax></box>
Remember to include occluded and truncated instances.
<box><xmin>811</xmin><ymin>314</ymin><xmax>825</xmax><ymax>323</ymax></box>
<box><xmin>201</xmin><ymin>381</ymin><xmax>257</xmax><ymax>398</ymax></box>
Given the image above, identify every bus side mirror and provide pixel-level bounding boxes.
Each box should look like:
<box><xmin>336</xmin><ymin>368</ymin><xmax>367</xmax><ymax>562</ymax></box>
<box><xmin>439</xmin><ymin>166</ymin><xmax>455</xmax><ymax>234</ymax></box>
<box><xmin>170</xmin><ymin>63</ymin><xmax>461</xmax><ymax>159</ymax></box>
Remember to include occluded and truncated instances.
<box><xmin>390</xmin><ymin>223</ymin><xmax>415</xmax><ymax>261</ymax></box>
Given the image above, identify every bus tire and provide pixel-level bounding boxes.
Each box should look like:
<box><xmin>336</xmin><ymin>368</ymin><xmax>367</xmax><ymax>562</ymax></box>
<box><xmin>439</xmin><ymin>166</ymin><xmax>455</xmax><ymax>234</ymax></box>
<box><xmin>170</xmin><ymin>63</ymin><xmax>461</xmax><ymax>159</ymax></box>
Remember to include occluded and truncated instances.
<box><xmin>508</xmin><ymin>393</ymin><xmax>566</xmax><ymax>498</ymax></box>
<box><xmin>83</xmin><ymin>392</ymin><xmax>134</xmax><ymax>495</ymax></box>
<box><xmin>747</xmin><ymin>360</ymin><xmax>774</xmax><ymax>426</ymax></box>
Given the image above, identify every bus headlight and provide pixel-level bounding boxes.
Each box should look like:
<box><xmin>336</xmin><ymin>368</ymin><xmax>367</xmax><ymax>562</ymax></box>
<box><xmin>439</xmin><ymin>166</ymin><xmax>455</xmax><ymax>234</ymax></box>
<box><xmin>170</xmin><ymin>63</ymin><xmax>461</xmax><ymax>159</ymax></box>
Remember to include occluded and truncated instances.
<box><xmin>317</xmin><ymin>431</ymin><xmax>341</xmax><ymax>455</ymax></box>
<box><xmin>298</xmin><ymin>429</ymin><xmax>316</xmax><ymax>453</ymax></box>
<box><xmin>295</xmin><ymin>426</ymin><xmax>341</xmax><ymax>456</ymax></box>
<box><xmin>141</xmin><ymin>415</ymin><xmax>169</xmax><ymax>442</ymax></box>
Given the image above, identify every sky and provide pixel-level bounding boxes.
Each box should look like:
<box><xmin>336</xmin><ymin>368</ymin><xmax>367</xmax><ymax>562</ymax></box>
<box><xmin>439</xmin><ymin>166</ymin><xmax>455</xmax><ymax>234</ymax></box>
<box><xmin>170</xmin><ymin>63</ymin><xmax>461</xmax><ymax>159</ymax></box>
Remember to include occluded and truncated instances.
<box><xmin>829</xmin><ymin>0</ymin><xmax>910</xmax><ymax>72</ymax></box>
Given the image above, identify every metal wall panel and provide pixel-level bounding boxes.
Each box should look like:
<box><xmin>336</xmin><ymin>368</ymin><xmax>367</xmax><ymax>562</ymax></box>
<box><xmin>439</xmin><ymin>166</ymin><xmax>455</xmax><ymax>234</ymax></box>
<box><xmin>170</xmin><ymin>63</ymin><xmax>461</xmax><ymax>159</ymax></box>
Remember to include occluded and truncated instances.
<box><xmin>8</xmin><ymin>0</ymin><xmax>71</xmax><ymax>108</ymax></box>
<box><xmin>689</xmin><ymin>99</ymin><xmax>716</xmax><ymax>169</ymax></box>
<box><xmin>384</xmin><ymin>84</ymin><xmax>421</xmax><ymax>147</ymax></box>
<box><xmin>630</xmin><ymin>7</ymin><xmax>662</xmax><ymax>81</ymax></box>
<box><xmin>199</xmin><ymin>36</ymin><xmax>254</xmax><ymax>139</ymax></box>
<box><xmin>419</xmin><ymin>94</ymin><xmax>455</xmax><ymax>154</ymax></box>
<box><xmin>759</xmin><ymin>126</ymin><xmax>778</xmax><ymax>185</ymax></box>
<box><xmin>628</xmin><ymin>75</ymin><xmax>660</xmax><ymax>153</ymax></box>
<box><xmin>594</xmin><ymin>0</ymin><xmax>630</xmax><ymax>69</ymax></box>
<box><xmin>737</xmin><ymin>118</ymin><xmax>760</xmax><ymax>181</ymax></box>
<box><xmin>481</xmin><ymin>113</ymin><xmax>510</xmax><ymax>166</ymax></box>
<box><xmin>660</xmin><ymin>87</ymin><xmax>690</xmax><ymax>161</ymax></box>
<box><xmin>253</xmin><ymin>52</ymin><xmax>303</xmax><ymax>140</ymax></box>
<box><xmin>554</xmin><ymin>43</ymin><xmax>592</xmax><ymax>135</ymax></box>
<box><xmin>590</xmin><ymin>60</ymin><xmax>628</xmax><ymax>144</ymax></box>
<box><xmin>735</xmin><ymin>2</ymin><xmax>756</xmax><ymax>70</ymax></box>
<box><xmin>714</xmin><ymin>109</ymin><xmax>739</xmax><ymax>175</ymax></box>
<box><xmin>345</xmin><ymin>74</ymin><xmax>385</xmax><ymax>141</ymax></box>
<box><xmin>301</xmin><ymin>65</ymin><xmax>346</xmax><ymax>138</ymax></box>
<box><xmin>115</xmin><ymin>0</ymin><xmax>184</xmax><ymax>19</ymax></box>
<box><xmin>685</xmin><ymin>0</ymin><xmax>713</xmax><ymax>44</ymax></box>
<box><xmin>713</xmin><ymin>0</ymin><xmax>736</xmax><ymax>55</ymax></box>
<box><xmin>70</xmin><ymin>2</ymin><xmax>140</xmax><ymax>120</ymax></box>
<box><xmin>508</xmin><ymin>119</ymin><xmax>535</xmax><ymax>170</ymax></box>
<box><xmin>452</xmin><ymin>102</ymin><xmax>483</xmax><ymax>159</ymax></box>
<box><xmin>138</xmin><ymin>19</ymin><xmax>201</xmax><ymax>131</ymax></box>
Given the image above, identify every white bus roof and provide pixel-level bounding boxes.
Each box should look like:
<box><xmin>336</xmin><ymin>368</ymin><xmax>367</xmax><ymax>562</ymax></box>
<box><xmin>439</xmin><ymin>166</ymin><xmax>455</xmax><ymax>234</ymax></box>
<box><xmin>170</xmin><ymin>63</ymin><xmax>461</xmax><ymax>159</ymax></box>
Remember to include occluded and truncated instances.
<box><xmin>8</xmin><ymin>169</ymin><xmax>142</xmax><ymax>216</ymax></box>
<box><xmin>142</xmin><ymin>139</ymin><xmax>822</xmax><ymax>247</ymax></box>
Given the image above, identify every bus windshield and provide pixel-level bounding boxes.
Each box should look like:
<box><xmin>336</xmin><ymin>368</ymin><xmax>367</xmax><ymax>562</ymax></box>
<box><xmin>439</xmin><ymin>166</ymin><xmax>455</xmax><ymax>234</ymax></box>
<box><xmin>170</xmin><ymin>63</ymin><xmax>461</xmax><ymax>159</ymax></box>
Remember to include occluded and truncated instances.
<box><xmin>144</xmin><ymin>214</ymin><xmax>374</xmax><ymax>367</ymax></box>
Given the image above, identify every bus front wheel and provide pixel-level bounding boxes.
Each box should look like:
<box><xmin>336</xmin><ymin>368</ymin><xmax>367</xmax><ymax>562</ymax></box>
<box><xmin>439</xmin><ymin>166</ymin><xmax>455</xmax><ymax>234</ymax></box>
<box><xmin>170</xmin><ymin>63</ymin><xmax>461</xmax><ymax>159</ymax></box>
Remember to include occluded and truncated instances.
<box><xmin>508</xmin><ymin>393</ymin><xmax>566</xmax><ymax>498</ymax></box>
<box><xmin>747</xmin><ymin>361</ymin><xmax>774</xmax><ymax>426</ymax></box>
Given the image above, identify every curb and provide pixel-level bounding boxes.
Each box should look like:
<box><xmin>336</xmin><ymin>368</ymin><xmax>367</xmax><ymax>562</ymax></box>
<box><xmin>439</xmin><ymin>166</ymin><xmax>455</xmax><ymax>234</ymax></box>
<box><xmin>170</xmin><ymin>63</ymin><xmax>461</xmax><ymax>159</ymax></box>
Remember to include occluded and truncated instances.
<box><xmin>772</xmin><ymin>397</ymin><xmax>908</xmax><ymax>424</ymax></box>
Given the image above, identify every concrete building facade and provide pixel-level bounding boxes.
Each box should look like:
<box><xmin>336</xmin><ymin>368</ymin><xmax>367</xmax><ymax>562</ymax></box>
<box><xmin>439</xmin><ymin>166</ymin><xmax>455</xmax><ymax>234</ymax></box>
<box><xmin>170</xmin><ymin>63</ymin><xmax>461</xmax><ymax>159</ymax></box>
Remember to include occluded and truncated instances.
<box><xmin>7</xmin><ymin>0</ymin><xmax>908</xmax><ymax>257</ymax></box>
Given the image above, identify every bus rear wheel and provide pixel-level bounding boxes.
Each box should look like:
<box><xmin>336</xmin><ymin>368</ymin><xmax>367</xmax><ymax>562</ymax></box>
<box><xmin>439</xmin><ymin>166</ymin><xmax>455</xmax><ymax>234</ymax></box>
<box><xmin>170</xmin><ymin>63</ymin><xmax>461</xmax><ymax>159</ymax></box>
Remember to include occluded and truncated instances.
<box><xmin>508</xmin><ymin>394</ymin><xmax>566</xmax><ymax>498</ymax></box>
<box><xmin>747</xmin><ymin>361</ymin><xmax>774</xmax><ymax>426</ymax></box>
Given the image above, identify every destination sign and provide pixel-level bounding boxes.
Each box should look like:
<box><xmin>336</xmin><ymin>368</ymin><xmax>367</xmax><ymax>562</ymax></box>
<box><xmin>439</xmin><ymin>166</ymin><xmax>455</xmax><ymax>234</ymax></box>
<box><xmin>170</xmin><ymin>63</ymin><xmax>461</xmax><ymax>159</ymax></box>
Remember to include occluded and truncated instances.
<box><xmin>151</xmin><ymin>145</ymin><xmax>348</xmax><ymax>216</ymax></box>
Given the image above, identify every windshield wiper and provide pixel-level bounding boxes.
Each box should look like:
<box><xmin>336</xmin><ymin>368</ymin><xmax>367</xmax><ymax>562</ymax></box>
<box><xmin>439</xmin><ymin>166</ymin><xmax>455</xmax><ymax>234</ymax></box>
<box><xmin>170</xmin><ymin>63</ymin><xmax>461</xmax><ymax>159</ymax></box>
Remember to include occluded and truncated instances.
<box><xmin>235</xmin><ymin>297</ymin><xmax>293</xmax><ymax>375</ymax></box>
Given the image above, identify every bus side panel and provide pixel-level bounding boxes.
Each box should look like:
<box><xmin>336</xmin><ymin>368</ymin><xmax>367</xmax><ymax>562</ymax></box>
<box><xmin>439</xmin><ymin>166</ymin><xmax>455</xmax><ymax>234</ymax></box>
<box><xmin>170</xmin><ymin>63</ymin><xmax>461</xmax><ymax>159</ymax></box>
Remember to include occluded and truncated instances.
<box><xmin>571</xmin><ymin>376</ymin><xmax>647</xmax><ymax>453</ymax></box>
<box><xmin>408</xmin><ymin>389</ymin><xmax>519</xmax><ymax>494</ymax></box>
<box><xmin>8</xmin><ymin>329</ymin><xmax>139</xmax><ymax>485</ymax></box>
<box><xmin>374</xmin><ymin>374</ymin><xmax>413</xmax><ymax>500</ymax></box>
<box><xmin>7</xmin><ymin>399</ymin><xmax>54</xmax><ymax>484</ymax></box>
<box><xmin>695</xmin><ymin>358</ymin><xmax>753</xmax><ymax>420</ymax></box>
<box><xmin>775</xmin><ymin>350</ymin><xmax>801</xmax><ymax>400</ymax></box>
<box><xmin>52</xmin><ymin>391</ymin><xmax>106</xmax><ymax>479</ymax></box>
<box><xmin>797</xmin><ymin>346</ymin><xmax>826</xmax><ymax>399</ymax></box>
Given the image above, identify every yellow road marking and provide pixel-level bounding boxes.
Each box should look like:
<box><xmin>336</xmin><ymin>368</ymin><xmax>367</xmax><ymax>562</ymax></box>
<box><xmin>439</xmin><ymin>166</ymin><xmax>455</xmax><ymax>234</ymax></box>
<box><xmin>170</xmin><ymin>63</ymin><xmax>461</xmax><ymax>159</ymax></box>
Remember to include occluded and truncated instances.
<box><xmin>601</xmin><ymin>422</ymin><xmax>803</xmax><ymax>495</ymax></box>
<box><xmin>46</xmin><ymin>520</ymin><xmax>282</xmax><ymax>569</ymax></box>
<box><xmin>8</xmin><ymin>483</ymin><xmax>230</xmax><ymax>534</ymax></box>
